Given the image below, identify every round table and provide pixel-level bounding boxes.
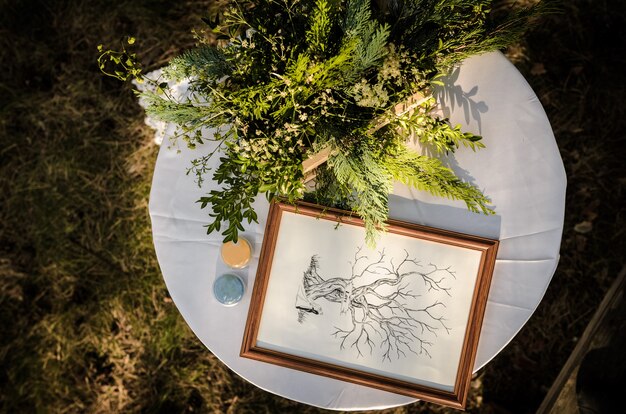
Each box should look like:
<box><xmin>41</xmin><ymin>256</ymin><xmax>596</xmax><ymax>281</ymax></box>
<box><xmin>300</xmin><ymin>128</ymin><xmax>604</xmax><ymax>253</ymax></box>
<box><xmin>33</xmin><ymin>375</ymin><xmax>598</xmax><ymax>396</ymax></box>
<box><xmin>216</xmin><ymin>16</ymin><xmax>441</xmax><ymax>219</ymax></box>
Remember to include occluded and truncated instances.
<box><xmin>146</xmin><ymin>51</ymin><xmax>566</xmax><ymax>410</ymax></box>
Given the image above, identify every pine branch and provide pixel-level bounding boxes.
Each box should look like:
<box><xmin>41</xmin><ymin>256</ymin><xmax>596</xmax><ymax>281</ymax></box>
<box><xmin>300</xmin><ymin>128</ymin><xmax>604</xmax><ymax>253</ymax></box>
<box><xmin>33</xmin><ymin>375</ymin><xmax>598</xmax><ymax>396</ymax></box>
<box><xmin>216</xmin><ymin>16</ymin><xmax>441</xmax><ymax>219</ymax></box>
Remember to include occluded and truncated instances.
<box><xmin>358</xmin><ymin>22</ymin><xmax>391</xmax><ymax>71</ymax></box>
<box><xmin>141</xmin><ymin>91</ymin><xmax>220</xmax><ymax>127</ymax></box>
<box><xmin>344</xmin><ymin>0</ymin><xmax>371</xmax><ymax>36</ymax></box>
<box><xmin>306</xmin><ymin>0</ymin><xmax>334</xmax><ymax>57</ymax></box>
<box><xmin>331</xmin><ymin>149</ymin><xmax>392</xmax><ymax>245</ymax></box>
<box><xmin>344</xmin><ymin>0</ymin><xmax>390</xmax><ymax>73</ymax></box>
<box><xmin>384</xmin><ymin>145</ymin><xmax>493</xmax><ymax>215</ymax></box>
<box><xmin>162</xmin><ymin>46</ymin><xmax>230</xmax><ymax>82</ymax></box>
<box><xmin>115</xmin><ymin>0</ymin><xmax>541</xmax><ymax>245</ymax></box>
<box><xmin>388</xmin><ymin>0</ymin><xmax>548</xmax><ymax>72</ymax></box>
<box><xmin>309</xmin><ymin>39</ymin><xmax>359</xmax><ymax>88</ymax></box>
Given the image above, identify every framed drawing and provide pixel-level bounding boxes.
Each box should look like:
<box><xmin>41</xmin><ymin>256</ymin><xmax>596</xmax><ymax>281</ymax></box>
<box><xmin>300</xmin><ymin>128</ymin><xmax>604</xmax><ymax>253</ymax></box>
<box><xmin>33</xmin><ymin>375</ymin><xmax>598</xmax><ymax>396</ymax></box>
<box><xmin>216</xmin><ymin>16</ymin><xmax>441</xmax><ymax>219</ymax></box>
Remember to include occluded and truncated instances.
<box><xmin>241</xmin><ymin>201</ymin><xmax>498</xmax><ymax>409</ymax></box>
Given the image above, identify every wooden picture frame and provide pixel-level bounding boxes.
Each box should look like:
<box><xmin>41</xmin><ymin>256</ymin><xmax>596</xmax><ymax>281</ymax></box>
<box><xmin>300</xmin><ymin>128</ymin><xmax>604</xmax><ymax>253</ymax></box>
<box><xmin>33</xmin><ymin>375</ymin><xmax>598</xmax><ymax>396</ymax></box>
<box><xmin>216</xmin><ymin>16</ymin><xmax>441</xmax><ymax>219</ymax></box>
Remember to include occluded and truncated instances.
<box><xmin>241</xmin><ymin>201</ymin><xmax>498</xmax><ymax>409</ymax></box>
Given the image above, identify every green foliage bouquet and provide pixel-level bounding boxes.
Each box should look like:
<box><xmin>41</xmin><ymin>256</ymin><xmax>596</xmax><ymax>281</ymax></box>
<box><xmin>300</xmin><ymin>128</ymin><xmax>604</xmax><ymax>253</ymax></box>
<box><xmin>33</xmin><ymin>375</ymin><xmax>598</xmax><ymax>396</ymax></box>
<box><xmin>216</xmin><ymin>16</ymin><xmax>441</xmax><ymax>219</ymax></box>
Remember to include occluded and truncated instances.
<box><xmin>100</xmin><ymin>0</ymin><xmax>541</xmax><ymax>244</ymax></box>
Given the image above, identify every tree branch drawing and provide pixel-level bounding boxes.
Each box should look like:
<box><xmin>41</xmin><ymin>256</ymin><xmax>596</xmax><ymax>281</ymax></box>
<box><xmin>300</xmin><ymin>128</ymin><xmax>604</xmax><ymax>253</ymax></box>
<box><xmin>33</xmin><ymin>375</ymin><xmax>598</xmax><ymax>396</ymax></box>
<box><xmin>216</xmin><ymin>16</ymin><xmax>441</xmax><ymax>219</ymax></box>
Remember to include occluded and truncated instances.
<box><xmin>294</xmin><ymin>247</ymin><xmax>456</xmax><ymax>361</ymax></box>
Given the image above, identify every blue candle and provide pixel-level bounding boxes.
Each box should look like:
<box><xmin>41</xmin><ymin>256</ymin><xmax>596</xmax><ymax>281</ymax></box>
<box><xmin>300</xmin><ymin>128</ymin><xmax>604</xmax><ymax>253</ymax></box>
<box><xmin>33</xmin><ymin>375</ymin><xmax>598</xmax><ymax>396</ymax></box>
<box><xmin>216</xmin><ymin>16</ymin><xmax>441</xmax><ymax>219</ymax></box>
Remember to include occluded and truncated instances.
<box><xmin>213</xmin><ymin>274</ymin><xmax>245</xmax><ymax>306</ymax></box>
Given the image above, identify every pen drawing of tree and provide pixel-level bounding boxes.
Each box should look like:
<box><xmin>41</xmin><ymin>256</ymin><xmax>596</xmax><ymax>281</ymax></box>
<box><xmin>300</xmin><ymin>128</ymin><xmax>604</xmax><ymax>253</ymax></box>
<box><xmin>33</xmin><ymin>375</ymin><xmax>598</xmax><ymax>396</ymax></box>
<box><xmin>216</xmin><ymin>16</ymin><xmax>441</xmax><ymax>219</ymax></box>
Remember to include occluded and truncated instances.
<box><xmin>295</xmin><ymin>247</ymin><xmax>456</xmax><ymax>361</ymax></box>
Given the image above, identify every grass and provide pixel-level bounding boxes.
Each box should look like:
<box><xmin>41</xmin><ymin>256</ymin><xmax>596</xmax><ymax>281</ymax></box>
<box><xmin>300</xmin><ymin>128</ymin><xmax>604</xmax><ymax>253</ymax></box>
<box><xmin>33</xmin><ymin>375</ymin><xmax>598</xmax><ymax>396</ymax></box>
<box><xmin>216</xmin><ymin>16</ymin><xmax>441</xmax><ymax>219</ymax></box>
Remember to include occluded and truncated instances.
<box><xmin>0</xmin><ymin>0</ymin><xmax>624</xmax><ymax>413</ymax></box>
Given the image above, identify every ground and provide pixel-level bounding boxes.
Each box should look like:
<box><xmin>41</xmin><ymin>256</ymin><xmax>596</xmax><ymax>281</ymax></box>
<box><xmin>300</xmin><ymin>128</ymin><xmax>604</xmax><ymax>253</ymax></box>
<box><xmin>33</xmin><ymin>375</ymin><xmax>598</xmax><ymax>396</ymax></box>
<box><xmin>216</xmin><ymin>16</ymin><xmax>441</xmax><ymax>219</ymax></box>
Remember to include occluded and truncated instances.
<box><xmin>0</xmin><ymin>0</ymin><xmax>624</xmax><ymax>413</ymax></box>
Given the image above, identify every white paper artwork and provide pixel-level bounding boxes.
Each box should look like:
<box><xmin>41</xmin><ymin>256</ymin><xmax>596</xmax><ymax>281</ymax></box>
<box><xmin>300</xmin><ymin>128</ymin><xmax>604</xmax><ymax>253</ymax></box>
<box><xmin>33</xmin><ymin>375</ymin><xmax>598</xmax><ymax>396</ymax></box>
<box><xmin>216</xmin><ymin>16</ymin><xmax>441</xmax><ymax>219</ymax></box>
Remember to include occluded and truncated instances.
<box><xmin>256</xmin><ymin>211</ymin><xmax>482</xmax><ymax>391</ymax></box>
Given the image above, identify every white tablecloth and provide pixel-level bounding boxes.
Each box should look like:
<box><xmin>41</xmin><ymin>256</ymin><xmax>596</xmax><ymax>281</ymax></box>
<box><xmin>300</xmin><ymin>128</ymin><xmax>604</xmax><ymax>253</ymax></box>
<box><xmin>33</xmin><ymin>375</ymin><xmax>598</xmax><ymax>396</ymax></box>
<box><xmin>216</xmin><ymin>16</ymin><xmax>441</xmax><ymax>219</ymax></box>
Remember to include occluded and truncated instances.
<box><xmin>146</xmin><ymin>51</ymin><xmax>566</xmax><ymax>410</ymax></box>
